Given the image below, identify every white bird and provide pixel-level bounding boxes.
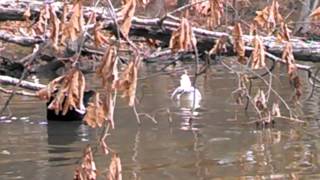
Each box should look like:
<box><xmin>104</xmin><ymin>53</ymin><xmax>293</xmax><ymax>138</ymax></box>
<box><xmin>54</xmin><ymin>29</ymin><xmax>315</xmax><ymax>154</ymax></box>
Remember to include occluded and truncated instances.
<box><xmin>171</xmin><ymin>73</ymin><xmax>202</xmax><ymax>102</ymax></box>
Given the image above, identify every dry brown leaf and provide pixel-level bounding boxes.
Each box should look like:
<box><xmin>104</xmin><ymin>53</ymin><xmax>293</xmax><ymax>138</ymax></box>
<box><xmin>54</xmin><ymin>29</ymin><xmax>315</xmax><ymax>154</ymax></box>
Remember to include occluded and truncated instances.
<box><xmin>49</xmin><ymin>6</ymin><xmax>60</xmax><ymax>50</ymax></box>
<box><xmin>113</xmin><ymin>59</ymin><xmax>138</xmax><ymax>106</ymax></box>
<box><xmin>118</xmin><ymin>0</ymin><xmax>136</xmax><ymax>38</ymax></box>
<box><xmin>192</xmin><ymin>0</ymin><xmax>210</xmax><ymax>15</ymax></box>
<box><xmin>282</xmin><ymin>43</ymin><xmax>302</xmax><ymax>100</ymax></box>
<box><xmin>251</xmin><ymin>35</ymin><xmax>266</xmax><ymax>69</ymax></box>
<box><xmin>277</xmin><ymin>23</ymin><xmax>291</xmax><ymax>42</ymax></box>
<box><xmin>33</xmin><ymin>5</ymin><xmax>50</xmax><ymax>35</ymax></box>
<box><xmin>310</xmin><ymin>6</ymin><xmax>320</xmax><ymax>19</ymax></box>
<box><xmin>84</xmin><ymin>92</ymin><xmax>107</xmax><ymax>128</ymax></box>
<box><xmin>93</xmin><ymin>20</ymin><xmax>109</xmax><ymax>47</ymax></box>
<box><xmin>169</xmin><ymin>18</ymin><xmax>197</xmax><ymax>52</ymax></box>
<box><xmin>253</xmin><ymin>0</ymin><xmax>283</xmax><ymax>34</ymax></box>
<box><xmin>232</xmin><ymin>23</ymin><xmax>246</xmax><ymax>64</ymax></box>
<box><xmin>208</xmin><ymin>0</ymin><xmax>224</xmax><ymax>29</ymax></box>
<box><xmin>47</xmin><ymin>69</ymin><xmax>86</xmax><ymax>115</ymax></box>
<box><xmin>108</xmin><ymin>153</ymin><xmax>122</xmax><ymax>180</ymax></box>
<box><xmin>61</xmin><ymin>0</ymin><xmax>84</xmax><ymax>43</ymax></box>
<box><xmin>73</xmin><ymin>145</ymin><xmax>97</xmax><ymax>180</ymax></box>
<box><xmin>36</xmin><ymin>76</ymin><xmax>65</xmax><ymax>101</ymax></box>
<box><xmin>282</xmin><ymin>42</ymin><xmax>296</xmax><ymax>76</ymax></box>
<box><xmin>96</xmin><ymin>46</ymin><xmax>118</xmax><ymax>91</ymax></box>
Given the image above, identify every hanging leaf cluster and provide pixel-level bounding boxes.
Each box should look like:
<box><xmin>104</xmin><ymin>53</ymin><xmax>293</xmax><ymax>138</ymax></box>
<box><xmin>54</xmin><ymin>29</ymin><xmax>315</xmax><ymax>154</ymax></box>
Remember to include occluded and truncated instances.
<box><xmin>96</xmin><ymin>46</ymin><xmax>118</xmax><ymax>91</ymax></box>
<box><xmin>37</xmin><ymin>68</ymin><xmax>85</xmax><ymax>115</ymax></box>
<box><xmin>169</xmin><ymin>18</ymin><xmax>197</xmax><ymax>52</ymax></box>
<box><xmin>118</xmin><ymin>0</ymin><xmax>136</xmax><ymax>38</ymax></box>
<box><xmin>61</xmin><ymin>0</ymin><xmax>84</xmax><ymax>44</ymax></box>
<box><xmin>253</xmin><ymin>0</ymin><xmax>283</xmax><ymax>34</ymax></box>
<box><xmin>113</xmin><ymin>59</ymin><xmax>139</xmax><ymax>106</ymax></box>
<box><xmin>282</xmin><ymin>42</ymin><xmax>302</xmax><ymax>100</ymax></box>
<box><xmin>208</xmin><ymin>0</ymin><xmax>224</xmax><ymax>29</ymax></box>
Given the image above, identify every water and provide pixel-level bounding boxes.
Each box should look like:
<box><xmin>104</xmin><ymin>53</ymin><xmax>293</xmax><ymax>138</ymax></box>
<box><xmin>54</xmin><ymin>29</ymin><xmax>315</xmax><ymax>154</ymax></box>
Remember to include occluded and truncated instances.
<box><xmin>1</xmin><ymin>62</ymin><xmax>320</xmax><ymax>179</ymax></box>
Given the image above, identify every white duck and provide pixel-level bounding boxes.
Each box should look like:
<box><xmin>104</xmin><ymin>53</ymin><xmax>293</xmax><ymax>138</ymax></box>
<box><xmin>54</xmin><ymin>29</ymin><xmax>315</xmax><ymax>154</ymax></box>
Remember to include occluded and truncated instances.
<box><xmin>171</xmin><ymin>73</ymin><xmax>202</xmax><ymax>102</ymax></box>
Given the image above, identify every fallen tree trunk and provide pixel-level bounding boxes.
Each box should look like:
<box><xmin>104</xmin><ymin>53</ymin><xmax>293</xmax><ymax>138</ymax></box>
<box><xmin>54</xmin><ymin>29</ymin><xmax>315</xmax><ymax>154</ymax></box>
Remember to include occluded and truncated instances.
<box><xmin>0</xmin><ymin>0</ymin><xmax>319</xmax><ymax>62</ymax></box>
<box><xmin>0</xmin><ymin>75</ymin><xmax>45</xmax><ymax>91</ymax></box>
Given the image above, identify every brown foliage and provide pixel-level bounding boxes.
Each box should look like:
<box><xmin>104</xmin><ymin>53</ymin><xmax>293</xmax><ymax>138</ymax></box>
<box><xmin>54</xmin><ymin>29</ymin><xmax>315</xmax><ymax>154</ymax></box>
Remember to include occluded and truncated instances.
<box><xmin>113</xmin><ymin>60</ymin><xmax>138</xmax><ymax>106</ymax></box>
<box><xmin>96</xmin><ymin>46</ymin><xmax>118</xmax><ymax>91</ymax></box>
<box><xmin>74</xmin><ymin>145</ymin><xmax>97</xmax><ymax>180</ymax></box>
<box><xmin>61</xmin><ymin>0</ymin><xmax>84</xmax><ymax>43</ymax></box>
<box><xmin>118</xmin><ymin>0</ymin><xmax>136</xmax><ymax>38</ymax></box>
<box><xmin>49</xmin><ymin>6</ymin><xmax>60</xmax><ymax>50</ymax></box>
<box><xmin>232</xmin><ymin>23</ymin><xmax>246</xmax><ymax>64</ymax></box>
<box><xmin>84</xmin><ymin>92</ymin><xmax>106</xmax><ymax>128</ymax></box>
<box><xmin>282</xmin><ymin>43</ymin><xmax>302</xmax><ymax>100</ymax></box>
<box><xmin>33</xmin><ymin>5</ymin><xmax>50</xmax><ymax>35</ymax></box>
<box><xmin>251</xmin><ymin>35</ymin><xmax>266</xmax><ymax>69</ymax></box>
<box><xmin>36</xmin><ymin>76</ymin><xmax>65</xmax><ymax>101</ymax></box>
<box><xmin>282</xmin><ymin>43</ymin><xmax>296</xmax><ymax>76</ymax></box>
<box><xmin>93</xmin><ymin>20</ymin><xmax>109</xmax><ymax>47</ymax></box>
<box><xmin>253</xmin><ymin>0</ymin><xmax>283</xmax><ymax>34</ymax></box>
<box><xmin>169</xmin><ymin>18</ymin><xmax>197</xmax><ymax>52</ymax></box>
<box><xmin>107</xmin><ymin>153</ymin><xmax>122</xmax><ymax>180</ymax></box>
<box><xmin>309</xmin><ymin>6</ymin><xmax>320</xmax><ymax>19</ymax></box>
<box><xmin>208</xmin><ymin>0</ymin><xmax>224</xmax><ymax>29</ymax></box>
<box><xmin>40</xmin><ymin>69</ymin><xmax>86</xmax><ymax>115</ymax></box>
<box><xmin>277</xmin><ymin>23</ymin><xmax>291</xmax><ymax>42</ymax></box>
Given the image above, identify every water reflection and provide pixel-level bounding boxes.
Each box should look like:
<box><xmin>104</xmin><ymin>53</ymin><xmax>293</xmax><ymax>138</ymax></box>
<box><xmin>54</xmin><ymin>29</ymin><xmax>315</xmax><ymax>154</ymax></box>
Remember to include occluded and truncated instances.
<box><xmin>46</xmin><ymin>121</ymin><xmax>89</xmax><ymax>166</ymax></box>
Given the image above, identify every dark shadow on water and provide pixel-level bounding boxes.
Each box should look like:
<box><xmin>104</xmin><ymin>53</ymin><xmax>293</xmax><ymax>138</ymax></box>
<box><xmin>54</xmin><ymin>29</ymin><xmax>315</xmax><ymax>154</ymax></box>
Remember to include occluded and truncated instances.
<box><xmin>46</xmin><ymin>120</ymin><xmax>88</xmax><ymax>167</ymax></box>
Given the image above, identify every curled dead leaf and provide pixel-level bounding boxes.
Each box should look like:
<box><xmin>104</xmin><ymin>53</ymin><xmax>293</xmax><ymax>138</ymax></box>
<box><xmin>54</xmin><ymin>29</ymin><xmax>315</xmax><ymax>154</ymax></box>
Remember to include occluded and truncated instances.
<box><xmin>208</xmin><ymin>0</ymin><xmax>224</xmax><ymax>29</ymax></box>
<box><xmin>251</xmin><ymin>35</ymin><xmax>266</xmax><ymax>69</ymax></box>
<box><xmin>169</xmin><ymin>18</ymin><xmax>197</xmax><ymax>52</ymax></box>
<box><xmin>96</xmin><ymin>46</ymin><xmax>118</xmax><ymax>91</ymax></box>
<box><xmin>118</xmin><ymin>0</ymin><xmax>136</xmax><ymax>38</ymax></box>
<box><xmin>84</xmin><ymin>92</ymin><xmax>106</xmax><ymax>128</ymax></box>
<box><xmin>232</xmin><ymin>23</ymin><xmax>246</xmax><ymax>64</ymax></box>
<box><xmin>113</xmin><ymin>59</ymin><xmax>138</xmax><ymax>106</ymax></box>
<box><xmin>253</xmin><ymin>0</ymin><xmax>283</xmax><ymax>34</ymax></box>
<box><xmin>61</xmin><ymin>0</ymin><xmax>84</xmax><ymax>43</ymax></box>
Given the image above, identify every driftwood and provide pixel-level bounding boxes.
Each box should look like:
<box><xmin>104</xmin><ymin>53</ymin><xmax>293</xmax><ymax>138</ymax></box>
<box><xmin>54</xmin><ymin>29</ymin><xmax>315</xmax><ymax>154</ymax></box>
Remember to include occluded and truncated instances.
<box><xmin>0</xmin><ymin>0</ymin><xmax>319</xmax><ymax>62</ymax></box>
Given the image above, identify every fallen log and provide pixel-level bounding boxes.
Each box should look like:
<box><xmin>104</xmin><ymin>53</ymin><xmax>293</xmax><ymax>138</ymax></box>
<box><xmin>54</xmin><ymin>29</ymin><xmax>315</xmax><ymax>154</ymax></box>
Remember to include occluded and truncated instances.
<box><xmin>0</xmin><ymin>75</ymin><xmax>45</xmax><ymax>91</ymax></box>
<box><xmin>0</xmin><ymin>0</ymin><xmax>319</xmax><ymax>62</ymax></box>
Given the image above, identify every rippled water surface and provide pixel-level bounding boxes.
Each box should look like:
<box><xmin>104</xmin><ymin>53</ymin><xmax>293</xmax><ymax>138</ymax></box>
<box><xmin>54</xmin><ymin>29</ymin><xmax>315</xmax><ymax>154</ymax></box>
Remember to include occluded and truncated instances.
<box><xmin>1</xmin><ymin>63</ymin><xmax>320</xmax><ymax>179</ymax></box>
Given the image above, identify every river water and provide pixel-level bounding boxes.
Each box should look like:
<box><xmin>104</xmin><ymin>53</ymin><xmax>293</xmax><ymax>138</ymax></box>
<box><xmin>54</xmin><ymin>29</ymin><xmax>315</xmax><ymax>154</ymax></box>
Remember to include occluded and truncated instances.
<box><xmin>1</xmin><ymin>61</ymin><xmax>320</xmax><ymax>179</ymax></box>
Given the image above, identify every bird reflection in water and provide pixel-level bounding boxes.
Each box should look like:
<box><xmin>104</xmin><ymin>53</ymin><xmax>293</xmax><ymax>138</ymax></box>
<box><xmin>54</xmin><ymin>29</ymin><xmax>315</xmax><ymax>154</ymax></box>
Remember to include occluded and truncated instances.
<box><xmin>171</xmin><ymin>72</ymin><xmax>202</xmax><ymax>131</ymax></box>
<box><xmin>46</xmin><ymin>120</ymin><xmax>90</xmax><ymax>166</ymax></box>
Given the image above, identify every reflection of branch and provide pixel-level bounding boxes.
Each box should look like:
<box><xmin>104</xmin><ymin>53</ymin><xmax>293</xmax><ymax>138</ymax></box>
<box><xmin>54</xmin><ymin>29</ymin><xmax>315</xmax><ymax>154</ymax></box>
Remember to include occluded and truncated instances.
<box><xmin>131</xmin><ymin>128</ymin><xmax>141</xmax><ymax>179</ymax></box>
<box><xmin>0</xmin><ymin>87</ymin><xmax>37</xmax><ymax>97</ymax></box>
<box><xmin>132</xmin><ymin>102</ymin><xmax>158</xmax><ymax>124</ymax></box>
